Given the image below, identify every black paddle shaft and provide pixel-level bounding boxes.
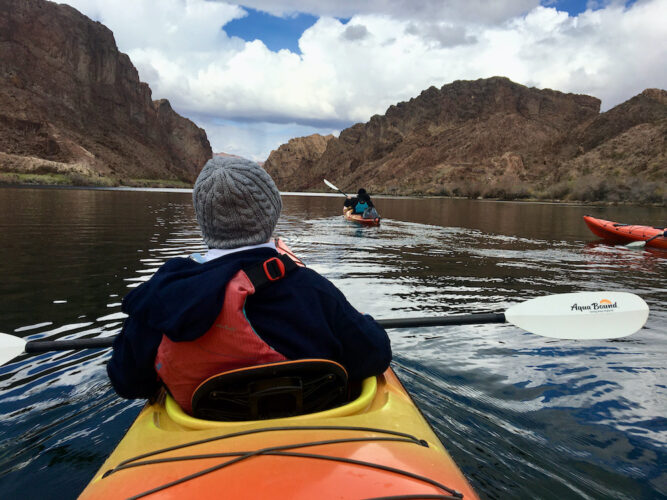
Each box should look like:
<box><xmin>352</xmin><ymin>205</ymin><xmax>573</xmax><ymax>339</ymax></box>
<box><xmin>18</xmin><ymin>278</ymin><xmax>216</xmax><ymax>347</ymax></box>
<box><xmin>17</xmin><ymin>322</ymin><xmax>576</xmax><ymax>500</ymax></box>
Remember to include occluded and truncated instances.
<box><xmin>377</xmin><ymin>313</ymin><xmax>506</xmax><ymax>329</ymax></box>
<box><xmin>22</xmin><ymin>313</ymin><xmax>507</xmax><ymax>353</ymax></box>
<box><xmin>25</xmin><ymin>337</ymin><xmax>115</xmax><ymax>353</ymax></box>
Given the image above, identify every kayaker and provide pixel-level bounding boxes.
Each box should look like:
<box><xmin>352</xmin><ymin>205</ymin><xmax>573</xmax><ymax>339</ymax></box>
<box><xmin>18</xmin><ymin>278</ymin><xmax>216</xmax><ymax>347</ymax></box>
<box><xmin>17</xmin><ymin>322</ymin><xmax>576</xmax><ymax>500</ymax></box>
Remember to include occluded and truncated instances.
<box><xmin>344</xmin><ymin>188</ymin><xmax>377</xmax><ymax>216</ymax></box>
<box><xmin>107</xmin><ymin>156</ymin><xmax>391</xmax><ymax>414</ymax></box>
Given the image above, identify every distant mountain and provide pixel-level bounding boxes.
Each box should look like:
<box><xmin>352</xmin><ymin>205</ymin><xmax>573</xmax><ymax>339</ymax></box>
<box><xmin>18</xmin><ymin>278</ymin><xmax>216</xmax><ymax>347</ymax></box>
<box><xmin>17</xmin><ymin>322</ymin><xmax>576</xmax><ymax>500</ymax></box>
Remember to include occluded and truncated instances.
<box><xmin>214</xmin><ymin>152</ymin><xmax>243</xmax><ymax>159</ymax></box>
<box><xmin>213</xmin><ymin>152</ymin><xmax>266</xmax><ymax>167</ymax></box>
<box><xmin>0</xmin><ymin>0</ymin><xmax>211</xmax><ymax>186</ymax></box>
<box><xmin>264</xmin><ymin>134</ymin><xmax>334</xmax><ymax>187</ymax></box>
<box><xmin>263</xmin><ymin>77</ymin><xmax>665</xmax><ymax>203</ymax></box>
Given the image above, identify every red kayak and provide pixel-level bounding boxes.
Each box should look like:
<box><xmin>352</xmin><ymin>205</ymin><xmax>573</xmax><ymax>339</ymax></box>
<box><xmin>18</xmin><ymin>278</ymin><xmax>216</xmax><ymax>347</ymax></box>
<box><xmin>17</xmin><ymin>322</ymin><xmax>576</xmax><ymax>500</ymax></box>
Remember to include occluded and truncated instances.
<box><xmin>343</xmin><ymin>208</ymin><xmax>381</xmax><ymax>227</ymax></box>
<box><xmin>583</xmin><ymin>216</ymin><xmax>667</xmax><ymax>250</ymax></box>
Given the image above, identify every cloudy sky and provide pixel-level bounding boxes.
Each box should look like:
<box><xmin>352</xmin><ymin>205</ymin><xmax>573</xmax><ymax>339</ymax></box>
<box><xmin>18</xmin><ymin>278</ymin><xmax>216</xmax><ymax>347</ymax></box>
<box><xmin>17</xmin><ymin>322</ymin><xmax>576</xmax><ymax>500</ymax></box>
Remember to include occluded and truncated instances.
<box><xmin>61</xmin><ymin>0</ymin><xmax>666</xmax><ymax>161</ymax></box>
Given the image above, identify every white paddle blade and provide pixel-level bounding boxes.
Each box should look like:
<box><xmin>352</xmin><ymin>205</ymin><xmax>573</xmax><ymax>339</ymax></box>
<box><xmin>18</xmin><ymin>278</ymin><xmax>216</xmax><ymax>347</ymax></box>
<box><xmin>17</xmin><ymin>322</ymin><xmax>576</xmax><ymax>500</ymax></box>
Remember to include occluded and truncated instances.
<box><xmin>323</xmin><ymin>179</ymin><xmax>339</xmax><ymax>191</ymax></box>
<box><xmin>505</xmin><ymin>292</ymin><xmax>649</xmax><ymax>340</ymax></box>
<box><xmin>625</xmin><ymin>241</ymin><xmax>646</xmax><ymax>248</ymax></box>
<box><xmin>0</xmin><ymin>333</ymin><xmax>27</xmax><ymax>365</ymax></box>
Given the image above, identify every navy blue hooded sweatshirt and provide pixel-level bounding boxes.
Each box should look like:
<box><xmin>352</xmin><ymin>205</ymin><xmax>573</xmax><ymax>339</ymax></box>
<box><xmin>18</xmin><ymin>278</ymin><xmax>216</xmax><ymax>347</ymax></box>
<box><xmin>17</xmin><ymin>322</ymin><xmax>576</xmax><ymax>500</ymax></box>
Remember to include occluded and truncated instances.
<box><xmin>107</xmin><ymin>247</ymin><xmax>392</xmax><ymax>399</ymax></box>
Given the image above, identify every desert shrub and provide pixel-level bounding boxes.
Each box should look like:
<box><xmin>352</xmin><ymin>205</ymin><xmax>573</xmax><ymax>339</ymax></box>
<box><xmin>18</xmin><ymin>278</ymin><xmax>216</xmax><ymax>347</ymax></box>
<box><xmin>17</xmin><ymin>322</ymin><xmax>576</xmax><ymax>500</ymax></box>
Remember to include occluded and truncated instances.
<box><xmin>436</xmin><ymin>185</ymin><xmax>451</xmax><ymax>196</ymax></box>
<box><xmin>451</xmin><ymin>180</ymin><xmax>483</xmax><ymax>199</ymax></box>
<box><xmin>482</xmin><ymin>175</ymin><xmax>532</xmax><ymax>200</ymax></box>
<box><xmin>625</xmin><ymin>180</ymin><xmax>665</xmax><ymax>204</ymax></box>
<box><xmin>0</xmin><ymin>172</ymin><xmax>69</xmax><ymax>185</ymax></box>
<box><xmin>568</xmin><ymin>176</ymin><xmax>665</xmax><ymax>204</ymax></box>
<box><xmin>568</xmin><ymin>176</ymin><xmax>611</xmax><ymax>202</ymax></box>
<box><xmin>68</xmin><ymin>172</ymin><xmax>94</xmax><ymax>186</ymax></box>
<box><xmin>540</xmin><ymin>181</ymin><xmax>570</xmax><ymax>200</ymax></box>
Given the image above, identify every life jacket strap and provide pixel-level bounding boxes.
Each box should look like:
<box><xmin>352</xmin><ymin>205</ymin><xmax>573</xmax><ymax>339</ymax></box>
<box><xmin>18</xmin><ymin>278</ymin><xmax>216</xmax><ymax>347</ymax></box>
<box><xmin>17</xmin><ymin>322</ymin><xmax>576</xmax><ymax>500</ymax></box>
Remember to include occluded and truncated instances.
<box><xmin>243</xmin><ymin>253</ymin><xmax>298</xmax><ymax>291</ymax></box>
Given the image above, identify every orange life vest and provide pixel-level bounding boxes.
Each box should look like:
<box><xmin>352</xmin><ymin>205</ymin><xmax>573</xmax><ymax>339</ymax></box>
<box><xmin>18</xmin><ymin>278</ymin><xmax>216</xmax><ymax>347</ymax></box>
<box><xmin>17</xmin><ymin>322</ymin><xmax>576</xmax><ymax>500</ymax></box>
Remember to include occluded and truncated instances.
<box><xmin>154</xmin><ymin>255</ymin><xmax>295</xmax><ymax>414</ymax></box>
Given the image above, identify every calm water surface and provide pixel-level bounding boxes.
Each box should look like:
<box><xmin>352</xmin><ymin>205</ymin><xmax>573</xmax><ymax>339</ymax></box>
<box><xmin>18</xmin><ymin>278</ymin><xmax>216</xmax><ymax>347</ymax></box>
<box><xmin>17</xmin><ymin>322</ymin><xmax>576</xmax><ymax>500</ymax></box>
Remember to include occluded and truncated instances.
<box><xmin>0</xmin><ymin>186</ymin><xmax>665</xmax><ymax>499</ymax></box>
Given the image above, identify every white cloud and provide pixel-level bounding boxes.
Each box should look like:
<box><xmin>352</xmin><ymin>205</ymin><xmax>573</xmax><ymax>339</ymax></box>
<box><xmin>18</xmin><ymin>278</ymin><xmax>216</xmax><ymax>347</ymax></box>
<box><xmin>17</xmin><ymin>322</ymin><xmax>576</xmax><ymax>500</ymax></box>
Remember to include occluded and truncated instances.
<box><xmin>58</xmin><ymin>0</ymin><xmax>667</xmax><ymax>160</ymax></box>
<box><xmin>65</xmin><ymin>0</ymin><xmax>245</xmax><ymax>51</ymax></box>
<box><xmin>210</xmin><ymin>0</ymin><xmax>543</xmax><ymax>25</ymax></box>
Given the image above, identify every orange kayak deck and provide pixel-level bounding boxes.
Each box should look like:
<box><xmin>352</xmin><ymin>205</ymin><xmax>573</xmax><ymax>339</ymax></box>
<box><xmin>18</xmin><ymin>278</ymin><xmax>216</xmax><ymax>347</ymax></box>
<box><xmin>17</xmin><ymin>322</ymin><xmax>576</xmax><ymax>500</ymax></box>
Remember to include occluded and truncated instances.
<box><xmin>79</xmin><ymin>369</ymin><xmax>478</xmax><ymax>499</ymax></box>
<box><xmin>583</xmin><ymin>216</ymin><xmax>666</xmax><ymax>249</ymax></box>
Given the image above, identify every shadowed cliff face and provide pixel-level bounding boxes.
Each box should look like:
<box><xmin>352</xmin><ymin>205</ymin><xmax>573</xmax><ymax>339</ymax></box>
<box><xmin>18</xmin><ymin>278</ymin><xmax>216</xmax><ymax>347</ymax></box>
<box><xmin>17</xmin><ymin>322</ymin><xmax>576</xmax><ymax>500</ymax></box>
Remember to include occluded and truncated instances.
<box><xmin>0</xmin><ymin>0</ymin><xmax>211</xmax><ymax>183</ymax></box>
<box><xmin>263</xmin><ymin>78</ymin><xmax>665</xmax><ymax>203</ymax></box>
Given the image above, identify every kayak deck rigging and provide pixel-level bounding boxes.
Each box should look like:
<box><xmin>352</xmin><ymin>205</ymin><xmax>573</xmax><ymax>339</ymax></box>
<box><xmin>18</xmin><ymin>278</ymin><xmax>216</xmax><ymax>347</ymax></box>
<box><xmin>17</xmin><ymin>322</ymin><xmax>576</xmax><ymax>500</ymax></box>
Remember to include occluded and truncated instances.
<box><xmin>102</xmin><ymin>425</ymin><xmax>463</xmax><ymax>500</ymax></box>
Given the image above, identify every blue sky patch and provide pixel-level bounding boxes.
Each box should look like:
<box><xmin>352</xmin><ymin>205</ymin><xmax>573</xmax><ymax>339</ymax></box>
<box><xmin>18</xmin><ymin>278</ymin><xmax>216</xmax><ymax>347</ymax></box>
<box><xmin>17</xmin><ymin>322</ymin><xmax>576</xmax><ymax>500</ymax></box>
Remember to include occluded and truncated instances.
<box><xmin>545</xmin><ymin>0</ymin><xmax>637</xmax><ymax>16</ymax></box>
<box><xmin>224</xmin><ymin>7</ymin><xmax>317</xmax><ymax>54</ymax></box>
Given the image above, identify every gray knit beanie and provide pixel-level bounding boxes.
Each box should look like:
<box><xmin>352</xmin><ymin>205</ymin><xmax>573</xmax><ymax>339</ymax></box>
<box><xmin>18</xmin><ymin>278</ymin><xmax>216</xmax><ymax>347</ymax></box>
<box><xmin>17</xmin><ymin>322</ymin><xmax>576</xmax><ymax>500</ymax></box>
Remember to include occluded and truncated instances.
<box><xmin>192</xmin><ymin>156</ymin><xmax>282</xmax><ymax>249</ymax></box>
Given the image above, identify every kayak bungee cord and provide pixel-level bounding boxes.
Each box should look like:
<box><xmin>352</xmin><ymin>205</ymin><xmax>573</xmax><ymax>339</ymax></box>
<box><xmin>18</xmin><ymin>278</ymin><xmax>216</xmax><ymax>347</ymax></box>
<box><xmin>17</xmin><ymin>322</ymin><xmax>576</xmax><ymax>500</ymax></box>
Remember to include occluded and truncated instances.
<box><xmin>101</xmin><ymin>425</ymin><xmax>463</xmax><ymax>499</ymax></box>
<box><xmin>118</xmin><ymin>436</ymin><xmax>463</xmax><ymax>500</ymax></box>
<box><xmin>107</xmin><ymin>435</ymin><xmax>426</xmax><ymax>476</ymax></box>
<box><xmin>111</xmin><ymin>424</ymin><xmax>424</xmax><ymax>468</ymax></box>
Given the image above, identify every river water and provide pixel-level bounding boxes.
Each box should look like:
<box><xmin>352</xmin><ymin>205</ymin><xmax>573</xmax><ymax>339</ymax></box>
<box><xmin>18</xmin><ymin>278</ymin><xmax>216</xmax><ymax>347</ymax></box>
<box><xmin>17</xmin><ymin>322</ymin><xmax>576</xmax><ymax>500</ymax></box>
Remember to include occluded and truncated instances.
<box><xmin>0</xmin><ymin>186</ymin><xmax>665</xmax><ymax>499</ymax></box>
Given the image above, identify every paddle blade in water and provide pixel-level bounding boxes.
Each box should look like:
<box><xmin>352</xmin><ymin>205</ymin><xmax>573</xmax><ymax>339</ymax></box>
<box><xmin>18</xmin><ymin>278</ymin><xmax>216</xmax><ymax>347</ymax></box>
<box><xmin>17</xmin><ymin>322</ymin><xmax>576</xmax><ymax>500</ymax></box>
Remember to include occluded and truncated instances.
<box><xmin>0</xmin><ymin>333</ymin><xmax>28</xmax><ymax>365</ymax></box>
<box><xmin>505</xmin><ymin>291</ymin><xmax>649</xmax><ymax>340</ymax></box>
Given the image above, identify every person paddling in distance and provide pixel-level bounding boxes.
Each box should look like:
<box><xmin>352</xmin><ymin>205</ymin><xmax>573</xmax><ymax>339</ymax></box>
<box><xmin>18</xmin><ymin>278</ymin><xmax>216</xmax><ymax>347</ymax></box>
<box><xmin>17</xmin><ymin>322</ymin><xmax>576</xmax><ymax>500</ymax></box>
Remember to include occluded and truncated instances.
<box><xmin>344</xmin><ymin>188</ymin><xmax>378</xmax><ymax>218</ymax></box>
<box><xmin>106</xmin><ymin>156</ymin><xmax>391</xmax><ymax>415</ymax></box>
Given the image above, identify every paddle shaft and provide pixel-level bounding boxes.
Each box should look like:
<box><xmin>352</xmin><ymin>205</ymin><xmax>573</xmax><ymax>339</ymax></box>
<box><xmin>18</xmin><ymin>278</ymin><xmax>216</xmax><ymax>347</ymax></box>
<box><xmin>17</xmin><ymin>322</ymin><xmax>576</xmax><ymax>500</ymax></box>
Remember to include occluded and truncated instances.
<box><xmin>25</xmin><ymin>337</ymin><xmax>114</xmax><ymax>353</ymax></box>
<box><xmin>645</xmin><ymin>231</ymin><xmax>666</xmax><ymax>243</ymax></box>
<box><xmin>626</xmin><ymin>231</ymin><xmax>667</xmax><ymax>248</ymax></box>
<box><xmin>21</xmin><ymin>313</ymin><xmax>507</xmax><ymax>354</ymax></box>
<box><xmin>378</xmin><ymin>313</ymin><xmax>505</xmax><ymax>329</ymax></box>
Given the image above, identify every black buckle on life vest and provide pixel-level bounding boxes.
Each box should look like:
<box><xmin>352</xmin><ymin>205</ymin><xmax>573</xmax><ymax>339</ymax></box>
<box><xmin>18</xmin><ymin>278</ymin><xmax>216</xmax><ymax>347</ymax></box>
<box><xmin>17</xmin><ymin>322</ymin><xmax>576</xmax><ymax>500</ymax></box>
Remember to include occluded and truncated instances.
<box><xmin>244</xmin><ymin>253</ymin><xmax>298</xmax><ymax>291</ymax></box>
<box><xmin>263</xmin><ymin>257</ymin><xmax>286</xmax><ymax>281</ymax></box>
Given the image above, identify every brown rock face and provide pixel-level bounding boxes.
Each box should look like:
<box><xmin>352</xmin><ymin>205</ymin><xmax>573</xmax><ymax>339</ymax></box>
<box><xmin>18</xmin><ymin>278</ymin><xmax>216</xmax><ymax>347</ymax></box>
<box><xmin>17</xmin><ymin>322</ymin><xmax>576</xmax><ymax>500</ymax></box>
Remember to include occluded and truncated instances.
<box><xmin>266</xmin><ymin>77</ymin><xmax>665</xmax><ymax>203</ymax></box>
<box><xmin>0</xmin><ymin>0</ymin><xmax>211</xmax><ymax>183</ymax></box>
<box><xmin>263</xmin><ymin>134</ymin><xmax>334</xmax><ymax>189</ymax></box>
<box><xmin>553</xmin><ymin>89</ymin><xmax>667</xmax><ymax>197</ymax></box>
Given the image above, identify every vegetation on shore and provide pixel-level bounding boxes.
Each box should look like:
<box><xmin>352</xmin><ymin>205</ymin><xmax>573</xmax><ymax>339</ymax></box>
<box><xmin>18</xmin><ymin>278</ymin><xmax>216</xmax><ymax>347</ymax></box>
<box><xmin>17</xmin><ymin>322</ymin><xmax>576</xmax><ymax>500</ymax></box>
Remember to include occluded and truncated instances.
<box><xmin>2</xmin><ymin>171</ymin><xmax>664</xmax><ymax>206</ymax></box>
<box><xmin>445</xmin><ymin>176</ymin><xmax>663</xmax><ymax>204</ymax></box>
<box><xmin>0</xmin><ymin>172</ymin><xmax>192</xmax><ymax>189</ymax></box>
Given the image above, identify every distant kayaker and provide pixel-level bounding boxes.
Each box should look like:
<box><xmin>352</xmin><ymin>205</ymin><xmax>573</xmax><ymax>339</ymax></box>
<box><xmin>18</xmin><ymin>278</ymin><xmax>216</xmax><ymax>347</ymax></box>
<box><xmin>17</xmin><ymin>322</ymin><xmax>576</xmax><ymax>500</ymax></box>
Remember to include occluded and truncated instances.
<box><xmin>107</xmin><ymin>156</ymin><xmax>391</xmax><ymax>414</ymax></box>
<box><xmin>344</xmin><ymin>188</ymin><xmax>378</xmax><ymax>218</ymax></box>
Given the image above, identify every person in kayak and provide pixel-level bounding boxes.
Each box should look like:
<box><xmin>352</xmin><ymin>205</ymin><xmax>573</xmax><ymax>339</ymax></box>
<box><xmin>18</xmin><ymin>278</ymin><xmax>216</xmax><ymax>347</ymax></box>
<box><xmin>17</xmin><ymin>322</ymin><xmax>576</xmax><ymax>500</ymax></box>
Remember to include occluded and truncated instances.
<box><xmin>107</xmin><ymin>156</ymin><xmax>391</xmax><ymax>414</ymax></box>
<box><xmin>344</xmin><ymin>188</ymin><xmax>378</xmax><ymax>218</ymax></box>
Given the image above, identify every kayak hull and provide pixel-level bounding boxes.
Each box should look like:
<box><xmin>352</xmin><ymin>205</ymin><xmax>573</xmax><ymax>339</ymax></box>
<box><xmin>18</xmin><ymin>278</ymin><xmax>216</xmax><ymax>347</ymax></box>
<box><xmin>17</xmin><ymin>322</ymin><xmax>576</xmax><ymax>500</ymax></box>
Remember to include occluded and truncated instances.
<box><xmin>343</xmin><ymin>209</ymin><xmax>381</xmax><ymax>226</ymax></box>
<box><xmin>583</xmin><ymin>216</ymin><xmax>667</xmax><ymax>249</ymax></box>
<box><xmin>79</xmin><ymin>369</ymin><xmax>478</xmax><ymax>499</ymax></box>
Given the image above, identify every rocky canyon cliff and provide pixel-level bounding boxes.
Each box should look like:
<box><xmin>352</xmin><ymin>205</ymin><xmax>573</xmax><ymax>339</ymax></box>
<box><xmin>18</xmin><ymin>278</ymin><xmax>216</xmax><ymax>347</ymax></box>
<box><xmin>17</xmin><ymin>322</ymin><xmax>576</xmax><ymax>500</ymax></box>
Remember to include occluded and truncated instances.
<box><xmin>264</xmin><ymin>78</ymin><xmax>665</xmax><ymax>203</ymax></box>
<box><xmin>0</xmin><ymin>0</ymin><xmax>211</xmax><ymax>185</ymax></box>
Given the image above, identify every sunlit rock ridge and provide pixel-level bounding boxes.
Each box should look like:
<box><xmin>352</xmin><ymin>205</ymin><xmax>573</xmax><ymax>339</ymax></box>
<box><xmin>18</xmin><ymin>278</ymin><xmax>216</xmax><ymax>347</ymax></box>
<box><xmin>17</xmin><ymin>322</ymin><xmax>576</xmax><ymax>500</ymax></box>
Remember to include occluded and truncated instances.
<box><xmin>264</xmin><ymin>78</ymin><xmax>666</xmax><ymax>203</ymax></box>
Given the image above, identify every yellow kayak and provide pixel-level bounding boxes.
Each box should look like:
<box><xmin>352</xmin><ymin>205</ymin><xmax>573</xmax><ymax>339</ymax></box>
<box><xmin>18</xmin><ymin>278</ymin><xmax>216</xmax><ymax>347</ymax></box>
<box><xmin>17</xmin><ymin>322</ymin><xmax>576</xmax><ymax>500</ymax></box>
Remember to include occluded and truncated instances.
<box><xmin>79</xmin><ymin>368</ymin><xmax>478</xmax><ymax>499</ymax></box>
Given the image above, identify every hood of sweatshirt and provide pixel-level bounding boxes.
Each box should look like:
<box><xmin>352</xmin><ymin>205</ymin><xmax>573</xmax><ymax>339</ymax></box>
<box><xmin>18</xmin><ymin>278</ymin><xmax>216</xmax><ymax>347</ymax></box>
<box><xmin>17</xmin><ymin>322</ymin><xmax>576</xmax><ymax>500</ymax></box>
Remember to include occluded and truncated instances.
<box><xmin>121</xmin><ymin>247</ymin><xmax>278</xmax><ymax>341</ymax></box>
